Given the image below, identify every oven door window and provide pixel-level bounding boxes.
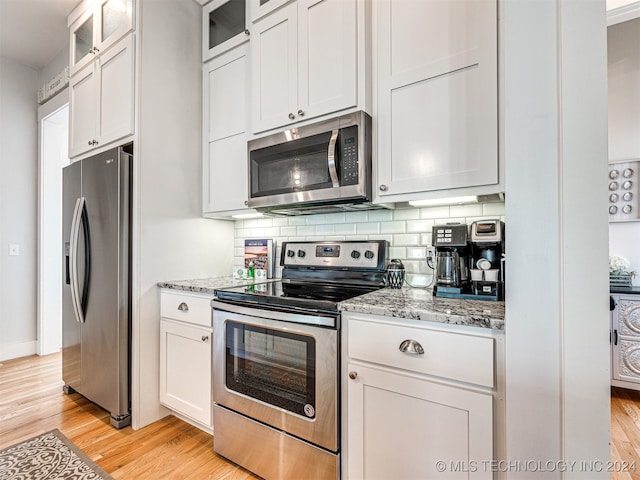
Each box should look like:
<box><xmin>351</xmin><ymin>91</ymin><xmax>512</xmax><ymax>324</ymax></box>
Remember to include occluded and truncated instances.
<box><xmin>225</xmin><ymin>321</ymin><xmax>316</xmax><ymax>419</ymax></box>
<box><xmin>250</xmin><ymin>131</ymin><xmax>335</xmax><ymax>197</ymax></box>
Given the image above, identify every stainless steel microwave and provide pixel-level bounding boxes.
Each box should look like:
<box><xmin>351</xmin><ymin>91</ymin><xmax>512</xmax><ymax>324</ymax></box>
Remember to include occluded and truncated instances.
<box><xmin>247</xmin><ymin>111</ymin><xmax>372</xmax><ymax>215</ymax></box>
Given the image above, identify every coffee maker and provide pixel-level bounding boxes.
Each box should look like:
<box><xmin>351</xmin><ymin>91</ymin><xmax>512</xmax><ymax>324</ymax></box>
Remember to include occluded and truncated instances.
<box><xmin>470</xmin><ymin>220</ymin><xmax>505</xmax><ymax>300</ymax></box>
<box><xmin>432</xmin><ymin>223</ymin><xmax>471</xmax><ymax>298</ymax></box>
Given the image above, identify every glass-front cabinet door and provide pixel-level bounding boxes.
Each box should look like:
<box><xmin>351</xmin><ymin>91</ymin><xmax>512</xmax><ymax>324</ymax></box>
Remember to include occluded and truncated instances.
<box><xmin>70</xmin><ymin>8</ymin><xmax>96</xmax><ymax>74</ymax></box>
<box><xmin>202</xmin><ymin>0</ymin><xmax>249</xmax><ymax>61</ymax></box>
<box><xmin>69</xmin><ymin>0</ymin><xmax>133</xmax><ymax>76</ymax></box>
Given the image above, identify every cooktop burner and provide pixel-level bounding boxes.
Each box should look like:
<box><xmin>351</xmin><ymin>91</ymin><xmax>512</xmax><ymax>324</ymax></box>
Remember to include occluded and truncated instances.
<box><xmin>214</xmin><ymin>279</ymin><xmax>381</xmax><ymax>314</ymax></box>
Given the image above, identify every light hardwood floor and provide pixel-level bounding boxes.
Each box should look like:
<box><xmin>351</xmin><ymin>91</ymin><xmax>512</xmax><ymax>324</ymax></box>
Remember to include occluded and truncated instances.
<box><xmin>611</xmin><ymin>387</ymin><xmax>640</xmax><ymax>480</ymax></box>
<box><xmin>3</xmin><ymin>353</ymin><xmax>640</xmax><ymax>479</ymax></box>
<box><xmin>0</xmin><ymin>353</ymin><xmax>259</xmax><ymax>479</ymax></box>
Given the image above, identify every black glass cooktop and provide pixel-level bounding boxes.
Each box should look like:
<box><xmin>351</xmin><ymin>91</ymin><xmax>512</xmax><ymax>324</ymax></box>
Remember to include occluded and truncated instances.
<box><xmin>214</xmin><ymin>279</ymin><xmax>380</xmax><ymax>314</ymax></box>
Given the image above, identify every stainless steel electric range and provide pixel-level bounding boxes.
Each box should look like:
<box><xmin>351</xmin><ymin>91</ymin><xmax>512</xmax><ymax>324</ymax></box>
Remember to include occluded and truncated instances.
<box><xmin>211</xmin><ymin>240</ymin><xmax>389</xmax><ymax>480</ymax></box>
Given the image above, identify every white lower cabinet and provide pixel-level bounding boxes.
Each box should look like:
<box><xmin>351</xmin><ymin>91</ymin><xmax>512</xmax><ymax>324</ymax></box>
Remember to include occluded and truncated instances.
<box><xmin>159</xmin><ymin>290</ymin><xmax>213</xmax><ymax>431</ymax></box>
<box><xmin>343</xmin><ymin>313</ymin><xmax>497</xmax><ymax>480</ymax></box>
<box><xmin>346</xmin><ymin>364</ymin><xmax>493</xmax><ymax>480</ymax></box>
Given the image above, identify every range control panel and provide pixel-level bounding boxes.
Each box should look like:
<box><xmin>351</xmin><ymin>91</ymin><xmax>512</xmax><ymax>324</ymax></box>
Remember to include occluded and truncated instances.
<box><xmin>281</xmin><ymin>241</ymin><xmax>387</xmax><ymax>269</ymax></box>
<box><xmin>609</xmin><ymin>160</ymin><xmax>640</xmax><ymax>222</ymax></box>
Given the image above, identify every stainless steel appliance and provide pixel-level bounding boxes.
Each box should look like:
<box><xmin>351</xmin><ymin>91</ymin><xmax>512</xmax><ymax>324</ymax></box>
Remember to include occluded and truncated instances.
<box><xmin>247</xmin><ymin>111</ymin><xmax>375</xmax><ymax>215</ymax></box>
<box><xmin>62</xmin><ymin>145</ymin><xmax>132</xmax><ymax>429</ymax></box>
<box><xmin>433</xmin><ymin>223</ymin><xmax>471</xmax><ymax>298</ymax></box>
<box><xmin>212</xmin><ymin>240</ymin><xmax>389</xmax><ymax>480</ymax></box>
<box><xmin>470</xmin><ymin>219</ymin><xmax>505</xmax><ymax>300</ymax></box>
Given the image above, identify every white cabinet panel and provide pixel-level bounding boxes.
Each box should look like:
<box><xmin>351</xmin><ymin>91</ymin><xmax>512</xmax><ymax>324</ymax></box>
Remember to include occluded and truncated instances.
<box><xmin>348</xmin><ymin>317</ymin><xmax>494</xmax><ymax>388</ymax></box>
<box><xmin>203</xmin><ymin>44</ymin><xmax>250</xmax><ymax>215</ymax></box>
<box><xmin>375</xmin><ymin>0</ymin><xmax>498</xmax><ymax>200</ymax></box>
<box><xmin>69</xmin><ymin>33</ymin><xmax>134</xmax><ymax>158</ymax></box>
<box><xmin>347</xmin><ymin>363</ymin><xmax>493</xmax><ymax>480</ymax></box>
<box><xmin>69</xmin><ymin>65</ymin><xmax>98</xmax><ymax>158</ymax></box>
<box><xmin>251</xmin><ymin>2</ymin><xmax>298</xmax><ymax>133</ymax></box>
<box><xmin>298</xmin><ymin>0</ymin><xmax>356</xmax><ymax>118</ymax></box>
<box><xmin>251</xmin><ymin>0</ymin><xmax>359</xmax><ymax>134</ymax></box>
<box><xmin>99</xmin><ymin>34</ymin><xmax>134</xmax><ymax>147</ymax></box>
<box><xmin>205</xmin><ymin>134</ymin><xmax>248</xmax><ymax>212</ymax></box>
<box><xmin>208</xmin><ymin>51</ymin><xmax>246</xmax><ymax>141</ymax></box>
<box><xmin>160</xmin><ymin>319</ymin><xmax>212</xmax><ymax>428</ymax></box>
<box><xmin>160</xmin><ymin>290</ymin><xmax>213</xmax><ymax>327</ymax></box>
<box><xmin>388</xmin><ymin>66</ymin><xmax>496</xmax><ymax>191</ymax></box>
<box><xmin>69</xmin><ymin>0</ymin><xmax>134</xmax><ymax>76</ymax></box>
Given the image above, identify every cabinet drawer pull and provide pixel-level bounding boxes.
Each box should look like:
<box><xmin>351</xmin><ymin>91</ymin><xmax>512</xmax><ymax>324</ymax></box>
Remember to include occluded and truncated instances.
<box><xmin>399</xmin><ymin>339</ymin><xmax>424</xmax><ymax>355</ymax></box>
<box><xmin>177</xmin><ymin>302</ymin><xmax>189</xmax><ymax>312</ymax></box>
<box><xmin>201</xmin><ymin>335</ymin><xmax>209</xmax><ymax>342</ymax></box>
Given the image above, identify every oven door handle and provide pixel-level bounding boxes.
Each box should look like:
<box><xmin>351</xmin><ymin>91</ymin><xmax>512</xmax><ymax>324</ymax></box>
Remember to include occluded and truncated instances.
<box><xmin>212</xmin><ymin>300</ymin><xmax>338</xmax><ymax>328</ymax></box>
<box><xmin>327</xmin><ymin>129</ymin><xmax>340</xmax><ymax>188</ymax></box>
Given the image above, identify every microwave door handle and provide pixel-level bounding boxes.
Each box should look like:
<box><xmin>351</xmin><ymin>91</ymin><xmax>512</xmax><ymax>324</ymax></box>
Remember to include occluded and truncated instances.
<box><xmin>327</xmin><ymin>129</ymin><xmax>340</xmax><ymax>188</ymax></box>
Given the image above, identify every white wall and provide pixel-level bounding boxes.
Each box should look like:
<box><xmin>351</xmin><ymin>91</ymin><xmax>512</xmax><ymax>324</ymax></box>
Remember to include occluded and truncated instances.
<box><xmin>504</xmin><ymin>1</ymin><xmax>610</xmax><ymax>478</ymax></box>
<box><xmin>132</xmin><ymin>0</ymin><xmax>235</xmax><ymax>429</ymax></box>
<box><xmin>0</xmin><ymin>57</ymin><xmax>40</xmax><ymax>361</ymax></box>
<box><xmin>608</xmin><ymin>18</ymin><xmax>640</xmax><ymax>283</ymax></box>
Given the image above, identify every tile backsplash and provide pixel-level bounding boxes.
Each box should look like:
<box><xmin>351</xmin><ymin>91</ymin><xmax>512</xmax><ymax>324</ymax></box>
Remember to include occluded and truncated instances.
<box><xmin>234</xmin><ymin>202</ymin><xmax>505</xmax><ymax>286</ymax></box>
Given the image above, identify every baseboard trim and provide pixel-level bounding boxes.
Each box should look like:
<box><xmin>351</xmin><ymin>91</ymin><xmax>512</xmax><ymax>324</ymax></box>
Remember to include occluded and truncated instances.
<box><xmin>0</xmin><ymin>340</ymin><xmax>38</xmax><ymax>361</ymax></box>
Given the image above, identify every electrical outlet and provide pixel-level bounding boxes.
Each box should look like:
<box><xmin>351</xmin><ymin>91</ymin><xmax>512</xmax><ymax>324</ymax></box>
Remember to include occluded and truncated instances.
<box><xmin>426</xmin><ymin>246</ymin><xmax>436</xmax><ymax>260</ymax></box>
<box><xmin>8</xmin><ymin>244</ymin><xmax>19</xmax><ymax>256</ymax></box>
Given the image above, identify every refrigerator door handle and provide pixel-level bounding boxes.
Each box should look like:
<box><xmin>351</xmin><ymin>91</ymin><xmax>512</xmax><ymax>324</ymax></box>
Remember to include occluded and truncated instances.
<box><xmin>69</xmin><ymin>197</ymin><xmax>86</xmax><ymax>323</ymax></box>
<box><xmin>80</xmin><ymin>200</ymin><xmax>91</xmax><ymax>321</ymax></box>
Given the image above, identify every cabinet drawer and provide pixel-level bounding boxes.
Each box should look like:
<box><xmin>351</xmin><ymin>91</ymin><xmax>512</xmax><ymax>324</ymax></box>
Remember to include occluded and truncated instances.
<box><xmin>160</xmin><ymin>290</ymin><xmax>213</xmax><ymax>327</ymax></box>
<box><xmin>348</xmin><ymin>317</ymin><xmax>494</xmax><ymax>388</ymax></box>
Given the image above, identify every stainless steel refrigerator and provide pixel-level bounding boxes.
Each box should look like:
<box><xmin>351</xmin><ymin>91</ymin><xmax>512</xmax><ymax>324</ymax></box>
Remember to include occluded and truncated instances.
<box><xmin>62</xmin><ymin>145</ymin><xmax>132</xmax><ymax>428</ymax></box>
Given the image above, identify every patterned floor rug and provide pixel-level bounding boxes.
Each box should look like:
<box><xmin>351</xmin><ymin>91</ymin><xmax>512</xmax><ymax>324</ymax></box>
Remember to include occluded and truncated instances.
<box><xmin>0</xmin><ymin>429</ymin><xmax>113</xmax><ymax>479</ymax></box>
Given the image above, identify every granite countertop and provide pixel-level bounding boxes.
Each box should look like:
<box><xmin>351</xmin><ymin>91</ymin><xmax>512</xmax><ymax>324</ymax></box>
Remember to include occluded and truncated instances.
<box><xmin>158</xmin><ymin>277</ymin><xmax>505</xmax><ymax>331</ymax></box>
<box><xmin>157</xmin><ymin>276</ymin><xmax>272</xmax><ymax>295</ymax></box>
<box><xmin>339</xmin><ymin>286</ymin><xmax>505</xmax><ymax>330</ymax></box>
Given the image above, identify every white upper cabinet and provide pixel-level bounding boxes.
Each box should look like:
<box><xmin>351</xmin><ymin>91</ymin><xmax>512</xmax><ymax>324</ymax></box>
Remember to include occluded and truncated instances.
<box><xmin>202</xmin><ymin>0</ymin><xmax>250</xmax><ymax>61</ymax></box>
<box><xmin>203</xmin><ymin>44</ymin><xmax>250</xmax><ymax>215</ymax></box>
<box><xmin>251</xmin><ymin>0</ymin><xmax>358</xmax><ymax>134</ymax></box>
<box><xmin>69</xmin><ymin>0</ymin><xmax>134</xmax><ymax>76</ymax></box>
<box><xmin>374</xmin><ymin>0</ymin><xmax>499</xmax><ymax>202</ymax></box>
<box><xmin>69</xmin><ymin>34</ymin><xmax>134</xmax><ymax>158</ymax></box>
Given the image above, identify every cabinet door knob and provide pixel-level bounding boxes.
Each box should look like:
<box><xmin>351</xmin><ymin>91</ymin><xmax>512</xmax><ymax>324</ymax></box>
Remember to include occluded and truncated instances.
<box><xmin>88</xmin><ymin>140</ymin><xmax>92</xmax><ymax>146</ymax></box>
<box><xmin>348</xmin><ymin>371</ymin><xmax>358</xmax><ymax>380</ymax></box>
<box><xmin>379</xmin><ymin>184</ymin><xmax>388</xmax><ymax>192</ymax></box>
<box><xmin>288</xmin><ymin>112</ymin><xmax>296</xmax><ymax>120</ymax></box>
<box><xmin>244</xmin><ymin>29</ymin><xmax>250</xmax><ymax>36</ymax></box>
<box><xmin>244</xmin><ymin>200</ymin><xmax>248</xmax><ymax>206</ymax></box>
<box><xmin>399</xmin><ymin>339</ymin><xmax>424</xmax><ymax>355</ymax></box>
<box><xmin>201</xmin><ymin>335</ymin><xmax>209</xmax><ymax>342</ymax></box>
<box><xmin>297</xmin><ymin>109</ymin><xmax>305</xmax><ymax>117</ymax></box>
<box><xmin>177</xmin><ymin>302</ymin><xmax>189</xmax><ymax>312</ymax></box>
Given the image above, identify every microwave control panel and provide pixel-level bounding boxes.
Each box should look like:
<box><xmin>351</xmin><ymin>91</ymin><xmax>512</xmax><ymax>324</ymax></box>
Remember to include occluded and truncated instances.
<box><xmin>340</xmin><ymin>125</ymin><xmax>359</xmax><ymax>186</ymax></box>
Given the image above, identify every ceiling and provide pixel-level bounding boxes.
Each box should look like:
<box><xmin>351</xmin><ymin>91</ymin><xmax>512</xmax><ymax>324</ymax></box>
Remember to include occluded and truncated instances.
<box><xmin>0</xmin><ymin>0</ymin><xmax>79</xmax><ymax>70</ymax></box>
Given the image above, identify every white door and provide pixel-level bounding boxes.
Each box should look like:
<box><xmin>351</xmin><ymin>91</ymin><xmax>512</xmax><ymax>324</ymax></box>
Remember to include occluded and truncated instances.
<box><xmin>69</xmin><ymin>63</ymin><xmax>98</xmax><ymax>158</ymax></box>
<box><xmin>204</xmin><ymin>44</ymin><xmax>249</xmax><ymax>214</ymax></box>
<box><xmin>347</xmin><ymin>363</ymin><xmax>493</xmax><ymax>480</ymax></box>
<box><xmin>160</xmin><ymin>319</ymin><xmax>213</xmax><ymax>427</ymax></box>
<box><xmin>98</xmin><ymin>34</ymin><xmax>134</xmax><ymax>147</ymax></box>
<box><xmin>251</xmin><ymin>1</ymin><xmax>298</xmax><ymax>133</ymax></box>
<box><xmin>298</xmin><ymin>0</ymin><xmax>357</xmax><ymax>120</ymax></box>
<box><xmin>376</xmin><ymin>0</ymin><xmax>498</xmax><ymax>198</ymax></box>
<box><xmin>37</xmin><ymin>95</ymin><xmax>70</xmax><ymax>356</ymax></box>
